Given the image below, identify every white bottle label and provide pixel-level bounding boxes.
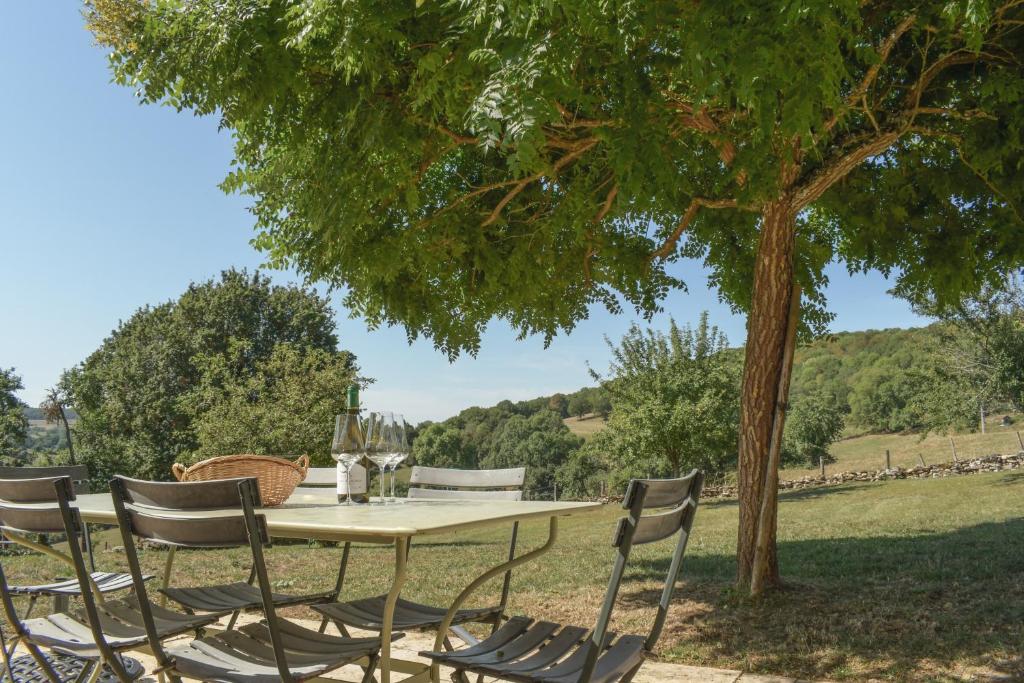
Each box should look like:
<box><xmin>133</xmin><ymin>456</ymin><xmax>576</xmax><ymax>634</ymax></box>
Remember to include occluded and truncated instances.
<box><xmin>337</xmin><ymin>463</ymin><xmax>367</xmax><ymax>495</ymax></box>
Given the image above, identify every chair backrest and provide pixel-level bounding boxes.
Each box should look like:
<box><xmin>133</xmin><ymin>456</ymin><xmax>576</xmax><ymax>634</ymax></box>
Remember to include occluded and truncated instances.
<box><xmin>296</xmin><ymin>466</ymin><xmax>336</xmax><ymax>488</ymax></box>
<box><xmin>579</xmin><ymin>470</ymin><xmax>704</xmax><ymax>683</ymax></box>
<box><xmin>0</xmin><ymin>476</ymin><xmax>115</xmax><ymax>664</ymax></box>
<box><xmin>0</xmin><ymin>476</ymin><xmax>77</xmax><ymax>534</ymax></box>
<box><xmin>110</xmin><ymin>476</ymin><xmax>294</xmax><ymax>681</ymax></box>
<box><xmin>111</xmin><ymin>475</ymin><xmax>266</xmax><ymax>548</ymax></box>
<box><xmin>0</xmin><ymin>464</ymin><xmax>91</xmax><ymax>494</ymax></box>
<box><xmin>407</xmin><ymin>466</ymin><xmax>525</xmax><ymax>501</ymax></box>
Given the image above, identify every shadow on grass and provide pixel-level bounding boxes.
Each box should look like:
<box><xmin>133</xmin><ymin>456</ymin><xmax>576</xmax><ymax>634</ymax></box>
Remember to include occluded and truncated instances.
<box><xmin>993</xmin><ymin>470</ymin><xmax>1024</xmax><ymax>486</ymax></box>
<box><xmin>776</xmin><ymin>481</ymin><xmax>877</xmax><ymax>502</ymax></box>
<box><xmin>620</xmin><ymin>518</ymin><xmax>1024</xmax><ymax>680</ymax></box>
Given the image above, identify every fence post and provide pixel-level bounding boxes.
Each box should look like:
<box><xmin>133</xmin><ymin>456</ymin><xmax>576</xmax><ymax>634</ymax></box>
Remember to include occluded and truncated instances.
<box><xmin>1017</xmin><ymin>431</ymin><xmax>1023</xmax><ymax>452</ymax></box>
<box><xmin>918</xmin><ymin>453</ymin><xmax>927</xmax><ymax>467</ymax></box>
<box><xmin>949</xmin><ymin>437</ymin><xmax>959</xmax><ymax>463</ymax></box>
<box><xmin>553</xmin><ymin>482</ymin><xmax>558</xmax><ymax>502</ymax></box>
<box><xmin>885</xmin><ymin>449</ymin><xmax>891</xmax><ymax>470</ymax></box>
<box><xmin>819</xmin><ymin>457</ymin><xmax>826</xmax><ymax>478</ymax></box>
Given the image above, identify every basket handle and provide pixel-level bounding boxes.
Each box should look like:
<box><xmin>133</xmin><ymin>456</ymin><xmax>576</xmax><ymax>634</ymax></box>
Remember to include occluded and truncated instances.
<box><xmin>294</xmin><ymin>454</ymin><xmax>310</xmax><ymax>480</ymax></box>
<box><xmin>171</xmin><ymin>463</ymin><xmax>187</xmax><ymax>481</ymax></box>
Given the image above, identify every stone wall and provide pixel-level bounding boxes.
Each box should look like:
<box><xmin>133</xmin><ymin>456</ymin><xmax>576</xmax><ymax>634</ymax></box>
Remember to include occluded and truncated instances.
<box><xmin>701</xmin><ymin>452</ymin><xmax>1024</xmax><ymax>499</ymax></box>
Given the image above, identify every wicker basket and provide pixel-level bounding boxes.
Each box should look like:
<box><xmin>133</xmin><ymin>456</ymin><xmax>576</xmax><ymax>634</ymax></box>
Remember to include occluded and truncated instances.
<box><xmin>171</xmin><ymin>454</ymin><xmax>310</xmax><ymax>507</ymax></box>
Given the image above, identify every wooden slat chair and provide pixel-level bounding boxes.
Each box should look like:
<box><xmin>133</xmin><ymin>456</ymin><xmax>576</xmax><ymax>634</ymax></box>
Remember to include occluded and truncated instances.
<box><xmin>0</xmin><ymin>476</ymin><xmax>218</xmax><ymax>683</ymax></box>
<box><xmin>314</xmin><ymin>466</ymin><xmax>526</xmax><ymax>644</ymax></box>
<box><xmin>111</xmin><ymin>475</ymin><xmax>385</xmax><ymax>683</ymax></box>
<box><xmin>421</xmin><ymin>471</ymin><xmax>704</xmax><ymax>683</ymax></box>
<box><xmin>124</xmin><ymin>477</ymin><xmax>335</xmax><ymax>623</ymax></box>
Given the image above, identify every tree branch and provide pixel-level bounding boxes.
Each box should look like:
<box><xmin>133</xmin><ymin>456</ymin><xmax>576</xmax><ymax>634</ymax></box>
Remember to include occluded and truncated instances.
<box><xmin>480</xmin><ymin>139</ymin><xmax>598</xmax><ymax>226</ymax></box>
<box><xmin>824</xmin><ymin>13</ymin><xmax>917</xmax><ymax>134</ymax></box>
<box><xmin>794</xmin><ymin>131</ymin><xmax>900</xmax><ymax>208</ymax></box>
<box><xmin>650</xmin><ymin>197</ymin><xmax>739</xmax><ymax>261</ymax></box>
<box><xmin>594</xmin><ymin>183</ymin><xmax>619</xmax><ymax>223</ymax></box>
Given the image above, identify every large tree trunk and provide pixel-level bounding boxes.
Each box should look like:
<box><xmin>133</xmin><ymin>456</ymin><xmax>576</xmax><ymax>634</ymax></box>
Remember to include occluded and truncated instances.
<box><xmin>736</xmin><ymin>198</ymin><xmax>798</xmax><ymax>591</ymax></box>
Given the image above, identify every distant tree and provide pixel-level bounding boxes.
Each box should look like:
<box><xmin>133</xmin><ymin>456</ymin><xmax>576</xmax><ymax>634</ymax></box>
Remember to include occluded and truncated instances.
<box><xmin>40</xmin><ymin>379</ymin><xmax>76</xmax><ymax>464</ymax></box>
<box><xmin>567</xmin><ymin>394</ymin><xmax>592</xmax><ymax>420</ymax></box>
<box><xmin>482</xmin><ymin>411</ymin><xmax>582</xmax><ymax>495</ymax></box>
<box><xmin>590</xmin><ymin>313</ymin><xmax>740</xmax><ymax>482</ymax></box>
<box><xmin>411</xmin><ymin>423</ymin><xmax>475</xmax><ymax>470</ymax></box>
<box><xmin>188</xmin><ymin>343</ymin><xmax>359</xmax><ymax>466</ymax></box>
<box><xmin>0</xmin><ymin>368</ymin><xmax>28</xmax><ymax>463</ymax></box>
<box><xmin>556</xmin><ymin>444</ymin><xmax>606</xmax><ymax>499</ymax></box>
<box><xmin>63</xmin><ymin>269</ymin><xmax>352</xmax><ymax>482</ymax></box>
<box><xmin>847</xmin><ymin>364</ymin><xmax>929</xmax><ymax>433</ymax></box>
<box><xmin>591</xmin><ymin>392</ymin><xmax>613</xmax><ymax>420</ymax></box>
<box><xmin>547</xmin><ymin>393</ymin><xmax>569</xmax><ymax>419</ymax></box>
<box><xmin>781</xmin><ymin>394</ymin><xmax>845</xmax><ymax>466</ymax></box>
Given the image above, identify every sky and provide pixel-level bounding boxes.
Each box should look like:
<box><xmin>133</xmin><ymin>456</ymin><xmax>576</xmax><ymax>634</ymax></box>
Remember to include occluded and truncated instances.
<box><xmin>0</xmin><ymin>3</ymin><xmax>929</xmax><ymax>423</ymax></box>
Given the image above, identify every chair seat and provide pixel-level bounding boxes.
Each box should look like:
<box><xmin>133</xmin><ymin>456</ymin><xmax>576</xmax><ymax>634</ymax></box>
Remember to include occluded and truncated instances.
<box><xmin>162</xmin><ymin>581</ymin><xmax>334</xmax><ymax>614</ymax></box>
<box><xmin>21</xmin><ymin>596</ymin><xmax>218</xmax><ymax>659</ymax></box>
<box><xmin>422</xmin><ymin>616</ymin><xmax>647</xmax><ymax>683</ymax></box>
<box><xmin>9</xmin><ymin>571</ymin><xmax>146</xmax><ymax>596</ymax></box>
<box><xmin>166</xmin><ymin>618</ymin><xmax>382</xmax><ymax>683</ymax></box>
<box><xmin>314</xmin><ymin>594</ymin><xmax>503</xmax><ymax>631</ymax></box>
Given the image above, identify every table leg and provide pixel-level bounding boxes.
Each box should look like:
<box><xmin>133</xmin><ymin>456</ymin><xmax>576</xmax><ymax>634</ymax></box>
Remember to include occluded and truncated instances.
<box><xmin>380</xmin><ymin>536</ymin><xmax>410</xmax><ymax>683</ymax></box>
<box><xmin>430</xmin><ymin>517</ymin><xmax>559</xmax><ymax>683</ymax></box>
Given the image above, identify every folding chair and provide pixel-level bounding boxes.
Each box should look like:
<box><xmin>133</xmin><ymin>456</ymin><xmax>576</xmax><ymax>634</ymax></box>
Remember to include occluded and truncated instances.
<box><xmin>421</xmin><ymin>471</ymin><xmax>704</xmax><ymax>683</ymax></box>
<box><xmin>111</xmin><ymin>475</ymin><xmax>385</xmax><ymax>683</ymax></box>
<box><xmin>126</xmin><ymin>477</ymin><xmax>334</xmax><ymax>626</ymax></box>
<box><xmin>314</xmin><ymin>466</ymin><xmax>525</xmax><ymax>647</ymax></box>
<box><xmin>0</xmin><ymin>475</ymin><xmax>217</xmax><ymax>683</ymax></box>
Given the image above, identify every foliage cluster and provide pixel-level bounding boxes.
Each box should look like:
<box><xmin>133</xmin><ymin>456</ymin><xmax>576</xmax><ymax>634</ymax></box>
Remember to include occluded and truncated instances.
<box><xmin>61</xmin><ymin>269</ymin><xmax>358</xmax><ymax>482</ymax></box>
<box><xmin>0</xmin><ymin>368</ymin><xmax>28</xmax><ymax>464</ymax></box>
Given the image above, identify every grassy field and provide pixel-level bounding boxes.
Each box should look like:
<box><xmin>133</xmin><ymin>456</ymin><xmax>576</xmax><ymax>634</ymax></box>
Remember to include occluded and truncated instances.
<box><xmin>565</xmin><ymin>412</ymin><xmax>1024</xmax><ymax>480</ymax></box>
<box><xmin>4</xmin><ymin>471</ymin><xmax>1021</xmax><ymax>680</ymax></box>
<box><xmin>562</xmin><ymin>413</ymin><xmax>609</xmax><ymax>438</ymax></box>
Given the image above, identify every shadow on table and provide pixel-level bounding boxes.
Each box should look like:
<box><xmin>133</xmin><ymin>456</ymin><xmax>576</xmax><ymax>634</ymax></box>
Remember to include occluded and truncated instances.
<box><xmin>619</xmin><ymin>517</ymin><xmax>1024</xmax><ymax>680</ymax></box>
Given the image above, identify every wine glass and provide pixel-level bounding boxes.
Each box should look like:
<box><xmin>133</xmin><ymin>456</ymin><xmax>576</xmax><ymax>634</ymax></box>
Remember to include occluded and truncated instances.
<box><xmin>387</xmin><ymin>415</ymin><xmax>409</xmax><ymax>502</ymax></box>
<box><xmin>365</xmin><ymin>412</ymin><xmax>395</xmax><ymax>505</ymax></box>
<box><xmin>331</xmin><ymin>413</ymin><xmax>363</xmax><ymax>506</ymax></box>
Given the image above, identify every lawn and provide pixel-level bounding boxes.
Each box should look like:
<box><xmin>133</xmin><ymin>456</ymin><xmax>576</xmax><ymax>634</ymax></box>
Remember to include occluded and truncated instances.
<box><xmin>3</xmin><ymin>471</ymin><xmax>1021</xmax><ymax>681</ymax></box>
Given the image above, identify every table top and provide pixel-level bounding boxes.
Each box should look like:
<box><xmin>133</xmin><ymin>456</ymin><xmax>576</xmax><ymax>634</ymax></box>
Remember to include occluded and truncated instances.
<box><xmin>74</xmin><ymin>490</ymin><xmax>603</xmax><ymax>543</ymax></box>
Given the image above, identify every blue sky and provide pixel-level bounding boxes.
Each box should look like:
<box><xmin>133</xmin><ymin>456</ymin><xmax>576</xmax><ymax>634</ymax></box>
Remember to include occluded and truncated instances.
<box><xmin>0</xmin><ymin>3</ymin><xmax>929</xmax><ymax>422</ymax></box>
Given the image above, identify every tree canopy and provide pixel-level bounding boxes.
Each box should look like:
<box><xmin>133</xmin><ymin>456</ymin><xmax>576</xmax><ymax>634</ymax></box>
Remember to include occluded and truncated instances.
<box><xmin>87</xmin><ymin>0</ymin><xmax>1024</xmax><ymax>352</ymax></box>
<box><xmin>63</xmin><ymin>269</ymin><xmax>357</xmax><ymax>481</ymax></box>
<box><xmin>588</xmin><ymin>313</ymin><xmax>741</xmax><ymax>481</ymax></box>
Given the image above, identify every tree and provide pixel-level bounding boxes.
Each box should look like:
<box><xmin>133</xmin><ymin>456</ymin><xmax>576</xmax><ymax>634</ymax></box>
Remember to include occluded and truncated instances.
<box><xmin>88</xmin><ymin>1</ymin><xmax>1024</xmax><ymax>593</ymax></box>
<box><xmin>188</xmin><ymin>342</ymin><xmax>358</xmax><ymax>466</ymax></box>
<box><xmin>592</xmin><ymin>391</ymin><xmax>613</xmax><ymax>420</ymax></box>
<box><xmin>917</xmin><ymin>272</ymin><xmax>1024</xmax><ymax>416</ymax></box>
<box><xmin>40</xmin><ymin>380</ymin><xmax>77</xmax><ymax>464</ymax></box>
<box><xmin>411</xmin><ymin>423</ymin><xmax>475</xmax><ymax>470</ymax></box>
<box><xmin>567</xmin><ymin>393</ymin><xmax>592</xmax><ymax>420</ymax></box>
<box><xmin>63</xmin><ymin>269</ymin><xmax>352</xmax><ymax>482</ymax></box>
<box><xmin>482</xmin><ymin>411</ymin><xmax>582</xmax><ymax>495</ymax></box>
<box><xmin>590</xmin><ymin>314</ymin><xmax>741</xmax><ymax>482</ymax></box>
<box><xmin>781</xmin><ymin>394</ymin><xmax>845</xmax><ymax>467</ymax></box>
<box><xmin>546</xmin><ymin>393</ymin><xmax>569</xmax><ymax>418</ymax></box>
<box><xmin>0</xmin><ymin>368</ymin><xmax>28</xmax><ymax>463</ymax></box>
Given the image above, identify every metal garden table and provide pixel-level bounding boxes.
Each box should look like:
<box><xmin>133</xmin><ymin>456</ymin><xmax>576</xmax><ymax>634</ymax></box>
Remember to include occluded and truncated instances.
<box><xmin>73</xmin><ymin>489</ymin><xmax>602</xmax><ymax>683</ymax></box>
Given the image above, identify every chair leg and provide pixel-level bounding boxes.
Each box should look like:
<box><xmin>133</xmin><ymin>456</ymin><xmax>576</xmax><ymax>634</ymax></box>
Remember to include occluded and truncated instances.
<box><xmin>360</xmin><ymin>653</ymin><xmax>381</xmax><ymax>683</ymax></box>
<box><xmin>619</xmin><ymin>660</ymin><xmax>645</xmax><ymax>683</ymax></box>
<box><xmin>224</xmin><ymin>609</ymin><xmax>242</xmax><ymax>631</ymax></box>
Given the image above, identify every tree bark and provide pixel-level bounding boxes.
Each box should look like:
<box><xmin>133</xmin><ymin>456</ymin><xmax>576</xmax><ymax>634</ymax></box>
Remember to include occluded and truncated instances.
<box><xmin>736</xmin><ymin>198</ymin><xmax>798</xmax><ymax>591</ymax></box>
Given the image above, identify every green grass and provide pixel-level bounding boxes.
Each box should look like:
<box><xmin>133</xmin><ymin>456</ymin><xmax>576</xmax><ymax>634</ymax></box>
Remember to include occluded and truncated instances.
<box><xmin>4</xmin><ymin>471</ymin><xmax>1022</xmax><ymax>680</ymax></box>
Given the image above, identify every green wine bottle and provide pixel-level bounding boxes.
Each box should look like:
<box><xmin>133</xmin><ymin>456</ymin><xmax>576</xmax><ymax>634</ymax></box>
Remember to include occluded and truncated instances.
<box><xmin>335</xmin><ymin>384</ymin><xmax>369</xmax><ymax>503</ymax></box>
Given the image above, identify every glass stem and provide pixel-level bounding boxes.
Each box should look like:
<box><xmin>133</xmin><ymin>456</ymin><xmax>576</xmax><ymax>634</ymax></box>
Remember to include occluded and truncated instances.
<box><xmin>344</xmin><ymin>463</ymin><xmax>356</xmax><ymax>506</ymax></box>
